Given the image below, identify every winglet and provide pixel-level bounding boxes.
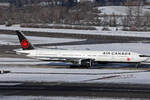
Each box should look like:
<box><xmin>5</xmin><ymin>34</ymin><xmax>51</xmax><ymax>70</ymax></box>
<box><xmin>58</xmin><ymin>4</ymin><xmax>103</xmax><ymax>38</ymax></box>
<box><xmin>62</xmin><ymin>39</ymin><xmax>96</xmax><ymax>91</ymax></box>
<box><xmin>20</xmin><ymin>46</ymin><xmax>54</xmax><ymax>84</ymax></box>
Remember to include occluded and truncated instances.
<box><xmin>16</xmin><ymin>31</ymin><xmax>34</xmax><ymax>50</ymax></box>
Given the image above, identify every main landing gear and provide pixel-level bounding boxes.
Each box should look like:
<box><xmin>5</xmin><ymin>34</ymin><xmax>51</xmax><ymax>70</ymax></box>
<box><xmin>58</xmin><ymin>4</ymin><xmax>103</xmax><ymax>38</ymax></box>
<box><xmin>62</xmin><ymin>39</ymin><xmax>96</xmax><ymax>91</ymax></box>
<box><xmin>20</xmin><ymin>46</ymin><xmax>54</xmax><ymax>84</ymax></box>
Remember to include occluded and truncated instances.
<box><xmin>70</xmin><ymin>59</ymin><xmax>95</xmax><ymax>68</ymax></box>
<box><xmin>136</xmin><ymin>63</ymin><xmax>141</xmax><ymax>68</ymax></box>
<box><xmin>80</xmin><ymin>59</ymin><xmax>94</xmax><ymax>68</ymax></box>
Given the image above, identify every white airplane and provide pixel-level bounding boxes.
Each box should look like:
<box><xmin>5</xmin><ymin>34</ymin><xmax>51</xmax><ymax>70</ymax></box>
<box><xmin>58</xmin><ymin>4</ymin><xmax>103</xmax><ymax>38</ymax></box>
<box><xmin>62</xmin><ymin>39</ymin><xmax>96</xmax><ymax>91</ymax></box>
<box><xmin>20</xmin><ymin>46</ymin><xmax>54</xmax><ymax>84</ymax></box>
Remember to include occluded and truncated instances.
<box><xmin>15</xmin><ymin>31</ymin><xmax>149</xmax><ymax>68</ymax></box>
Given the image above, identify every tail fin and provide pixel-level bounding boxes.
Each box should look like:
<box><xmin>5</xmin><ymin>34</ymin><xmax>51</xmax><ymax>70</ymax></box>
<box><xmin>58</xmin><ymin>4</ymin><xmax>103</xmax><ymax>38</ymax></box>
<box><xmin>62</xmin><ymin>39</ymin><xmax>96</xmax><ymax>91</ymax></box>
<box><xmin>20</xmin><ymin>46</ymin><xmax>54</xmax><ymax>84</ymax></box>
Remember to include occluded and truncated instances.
<box><xmin>16</xmin><ymin>31</ymin><xmax>34</xmax><ymax>50</ymax></box>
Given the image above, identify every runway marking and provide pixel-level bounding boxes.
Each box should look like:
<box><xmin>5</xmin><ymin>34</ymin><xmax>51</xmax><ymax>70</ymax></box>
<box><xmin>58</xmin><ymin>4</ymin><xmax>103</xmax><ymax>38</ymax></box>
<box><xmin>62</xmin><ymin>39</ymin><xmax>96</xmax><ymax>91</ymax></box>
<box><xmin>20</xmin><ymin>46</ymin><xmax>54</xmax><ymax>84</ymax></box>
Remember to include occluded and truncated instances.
<box><xmin>83</xmin><ymin>75</ymin><xmax>121</xmax><ymax>82</ymax></box>
<box><xmin>83</xmin><ymin>74</ymin><xmax>135</xmax><ymax>82</ymax></box>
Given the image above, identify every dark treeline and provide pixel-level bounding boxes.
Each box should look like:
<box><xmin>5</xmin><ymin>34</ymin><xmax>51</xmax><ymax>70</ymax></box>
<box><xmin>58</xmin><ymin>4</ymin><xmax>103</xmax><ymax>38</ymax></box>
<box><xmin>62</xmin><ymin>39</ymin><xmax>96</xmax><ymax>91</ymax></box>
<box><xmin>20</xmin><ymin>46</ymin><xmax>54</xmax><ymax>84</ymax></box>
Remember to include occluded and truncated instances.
<box><xmin>0</xmin><ymin>0</ymin><xmax>150</xmax><ymax>31</ymax></box>
<box><xmin>0</xmin><ymin>2</ymin><xmax>100</xmax><ymax>26</ymax></box>
<box><xmin>0</xmin><ymin>0</ymin><xmax>78</xmax><ymax>7</ymax></box>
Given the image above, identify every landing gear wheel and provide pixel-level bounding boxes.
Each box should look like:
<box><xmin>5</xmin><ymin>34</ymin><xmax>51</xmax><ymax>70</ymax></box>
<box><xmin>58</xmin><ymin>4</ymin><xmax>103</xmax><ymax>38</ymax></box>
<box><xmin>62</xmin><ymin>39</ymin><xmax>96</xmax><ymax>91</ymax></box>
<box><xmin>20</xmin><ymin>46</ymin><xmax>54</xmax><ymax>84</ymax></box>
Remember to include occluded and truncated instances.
<box><xmin>136</xmin><ymin>63</ymin><xmax>141</xmax><ymax>68</ymax></box>
<box><xmin>81</xmin><ymin>59</ymin><xmax>94</xmax><ymax>68</ymax></box>
<box><xmin>70</xmin><ymin>65</ymin><xmax>79</xmax><ymax>68</ymax></box>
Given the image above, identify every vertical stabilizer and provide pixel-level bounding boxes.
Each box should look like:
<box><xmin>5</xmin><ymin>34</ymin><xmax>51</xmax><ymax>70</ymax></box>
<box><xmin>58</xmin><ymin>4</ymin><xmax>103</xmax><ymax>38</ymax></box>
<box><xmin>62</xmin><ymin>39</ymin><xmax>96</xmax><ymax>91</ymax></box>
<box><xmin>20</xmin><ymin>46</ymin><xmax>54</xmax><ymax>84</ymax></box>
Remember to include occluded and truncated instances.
<box><xmin>16</xmin><ymin>31</ymin><xmax>34</xmax><ymax>50</ymax></box>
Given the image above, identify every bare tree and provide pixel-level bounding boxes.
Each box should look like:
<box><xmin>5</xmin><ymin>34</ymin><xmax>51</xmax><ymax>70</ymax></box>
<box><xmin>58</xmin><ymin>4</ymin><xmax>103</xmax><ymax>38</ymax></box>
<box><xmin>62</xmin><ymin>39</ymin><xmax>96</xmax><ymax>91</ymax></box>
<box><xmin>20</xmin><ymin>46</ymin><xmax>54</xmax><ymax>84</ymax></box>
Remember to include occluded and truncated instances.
<box><xmin>123</xmin><ymin>0</ymin><xmax>144</xmax><ymax>30</ymax></box>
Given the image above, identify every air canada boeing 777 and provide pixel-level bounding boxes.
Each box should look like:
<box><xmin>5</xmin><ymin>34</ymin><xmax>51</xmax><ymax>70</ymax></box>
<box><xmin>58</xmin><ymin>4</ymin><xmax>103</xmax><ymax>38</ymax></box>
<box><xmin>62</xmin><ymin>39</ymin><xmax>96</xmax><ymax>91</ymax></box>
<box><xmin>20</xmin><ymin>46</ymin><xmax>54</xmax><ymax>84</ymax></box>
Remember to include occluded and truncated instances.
<box><xmin>16</xmin><ymin>31</ymin><xmax>149</xmax><ymax>68</ymax></box>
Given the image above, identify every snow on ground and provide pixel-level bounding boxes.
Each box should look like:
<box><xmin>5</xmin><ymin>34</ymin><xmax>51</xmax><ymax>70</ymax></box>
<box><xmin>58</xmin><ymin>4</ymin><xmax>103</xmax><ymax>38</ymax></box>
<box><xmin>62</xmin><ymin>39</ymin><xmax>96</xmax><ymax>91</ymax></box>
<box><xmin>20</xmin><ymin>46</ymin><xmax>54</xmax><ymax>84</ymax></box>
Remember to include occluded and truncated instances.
<box><xmin>0</xmin><ymin>64</ymin><xmax>136</xmax><ymax>73</ymax></box>
<box><xmin>0</xmin><ymin>42</ymin><xmax>150</xmax><ymax>84</ymax></box>
<box><xmin>1</xmin><ymin>25</ymin><xmax>150</xmax><ymax>38</ymax></box>
<box><xmin>98</xmin><ymin>6</ymin><xmax>128</xmax><ymax>16</ymax></box>
<box><xmin>98</xmin><ymin>6</ymin><xmax>150</xmax><ymax>16</ymax></box>
<box><xmin>0</xmin><ymin>57</ymin><xmax>148</xmax><ymax>84</ymax></box>
<box><xmin>0</xmin><ymin>34</ymin><xmax>84</xmax><ymax>45</ymax></box>
<box><xmin>0</xmin><ymin>65</ymin><xmax>149</xmax><ymax>84</ymax></box>
<box><xmin>0</xmin><ymin>96</ymin><xmax>135</xmax><ymax>100</ymax></box>
<box><xmin>0</xmin><ymin>57</ymin><xmax>145</xmax><ymax>84</ymax></box>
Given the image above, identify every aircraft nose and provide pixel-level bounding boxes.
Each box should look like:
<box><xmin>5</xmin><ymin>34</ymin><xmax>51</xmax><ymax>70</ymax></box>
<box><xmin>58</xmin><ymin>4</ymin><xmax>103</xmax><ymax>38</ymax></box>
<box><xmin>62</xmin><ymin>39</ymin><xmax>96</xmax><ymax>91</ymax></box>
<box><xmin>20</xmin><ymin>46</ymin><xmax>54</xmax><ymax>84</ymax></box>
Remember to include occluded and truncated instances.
<box><xmin>146</xmin><ymin>57</ymin><xmax>149</xmax><ymax>61</ymax></box>
<box><xmin>139</xmin><ymin>55</ymin><xmax>150</xmax><ymax>61</ymax></box>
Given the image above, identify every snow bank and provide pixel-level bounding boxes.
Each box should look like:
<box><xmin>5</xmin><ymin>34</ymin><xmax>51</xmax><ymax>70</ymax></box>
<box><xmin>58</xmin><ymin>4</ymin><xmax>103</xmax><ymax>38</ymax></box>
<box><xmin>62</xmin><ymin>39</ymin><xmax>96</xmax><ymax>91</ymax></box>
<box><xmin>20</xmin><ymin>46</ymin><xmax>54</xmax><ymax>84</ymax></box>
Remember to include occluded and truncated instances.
<box><xmin>0</xmin><ymin>25</ymin><xmax>150</xmax><ymax>38</ymax></box>
<box><xmin>0</xmin><ymin>96</ymin><xmax>121</xmax><ymax>100</ymax></box>
<box><xmin>0</xmin><ymin>65</ymin><xmax>149</xmax><ymax>84</ymax></box>
<box><xmin>98</xmin><ymin>6</ymin><xmax>128</xmax><ymax>15</ymax></box>
<box><xmin>0</xmin><ymin>34</ymin><xmax>84</xmax><ymax>45</ymax></box>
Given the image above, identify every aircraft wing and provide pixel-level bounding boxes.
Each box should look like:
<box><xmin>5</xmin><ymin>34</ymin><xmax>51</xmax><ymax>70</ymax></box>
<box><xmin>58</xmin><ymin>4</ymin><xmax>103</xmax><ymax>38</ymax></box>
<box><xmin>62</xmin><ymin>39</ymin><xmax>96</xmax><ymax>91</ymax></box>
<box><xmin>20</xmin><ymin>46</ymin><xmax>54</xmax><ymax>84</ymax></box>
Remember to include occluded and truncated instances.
<box><xmin>38</xmin><ymin>57</ymin><xmax>95</xmax><ymax>64</ymax></box>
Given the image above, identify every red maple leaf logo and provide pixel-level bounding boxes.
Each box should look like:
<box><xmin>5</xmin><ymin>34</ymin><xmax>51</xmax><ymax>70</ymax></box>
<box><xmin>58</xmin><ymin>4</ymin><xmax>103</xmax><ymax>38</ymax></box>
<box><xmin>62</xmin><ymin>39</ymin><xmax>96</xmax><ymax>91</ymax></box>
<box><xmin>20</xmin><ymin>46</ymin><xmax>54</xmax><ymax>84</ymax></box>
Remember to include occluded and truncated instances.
<box><xmin>127</xmin><ymin>57</ymin><xmax>131</xmax><ymax>61</ymax></box>
<box><xmin>21</xmin><ymin>39</ymin><xmax>29</xmax><ymax>49</ymax></box>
